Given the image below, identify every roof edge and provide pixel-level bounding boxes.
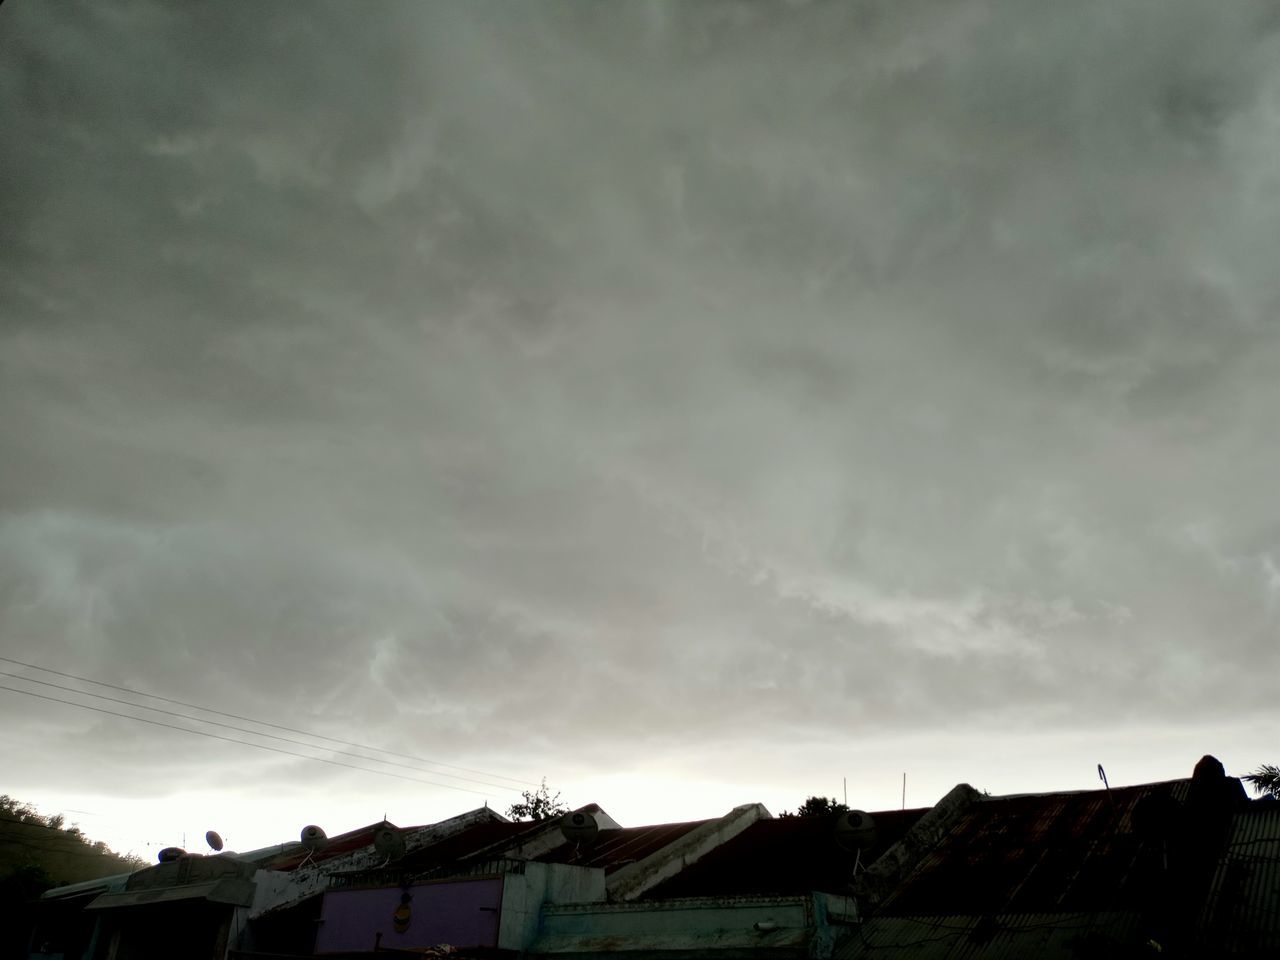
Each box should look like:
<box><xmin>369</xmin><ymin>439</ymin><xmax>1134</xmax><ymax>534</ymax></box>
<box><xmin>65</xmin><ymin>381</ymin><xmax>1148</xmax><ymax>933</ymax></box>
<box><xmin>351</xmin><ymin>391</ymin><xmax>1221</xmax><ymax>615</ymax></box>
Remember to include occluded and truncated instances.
<box><xmin>854</xmin><ymin>782</ymin><xmax>982</xmax><ymax>908</ymax></box>
<box><xmin>608</xmin><ymin>802</ymin><xmax>770</xmax><ymax>902</ymax></box>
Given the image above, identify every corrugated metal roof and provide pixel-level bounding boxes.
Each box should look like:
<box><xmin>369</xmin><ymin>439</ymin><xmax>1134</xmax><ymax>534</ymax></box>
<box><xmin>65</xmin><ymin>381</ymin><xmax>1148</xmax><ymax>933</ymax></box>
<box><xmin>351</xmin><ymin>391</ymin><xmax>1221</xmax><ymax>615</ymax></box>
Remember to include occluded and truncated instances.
<box><xmin>1198</xmin><ymin>800</ymin><xmax>1280</xmax><ymax>955</ymax></box>
<box><xmin>535</xmin><ymin>820</ymin><xmax>711</xmax><ymax>872</ymax></box>
<box><xmin>840</xmin><ymin>779</ymin><xmax>1278</xmax><ymax>957</ymax></box>
<box><xmin>878</xmin><ymin>780</ymin><xmax>1191</xmax><ymax>917</ymax></box>
<box><xmin>644</xmin><ymin>808</ymin><xmax>929</xmax><ymax>899</ymax></box>
<box><xmin>400</xmin><ymin>820</ymin><xmax>532</xmax><ymax>872</ymax></box>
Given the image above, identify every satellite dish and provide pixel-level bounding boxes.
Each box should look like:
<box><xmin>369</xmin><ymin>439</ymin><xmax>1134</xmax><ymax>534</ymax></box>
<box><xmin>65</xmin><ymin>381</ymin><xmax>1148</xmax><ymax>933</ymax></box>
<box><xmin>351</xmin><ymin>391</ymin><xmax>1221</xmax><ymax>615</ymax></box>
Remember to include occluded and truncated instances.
<box><xmin>300</xmin><ymin>825</ymin><xmax>329</xmax><ymax>851</ymax></box>
<box><xmin>560</xmin><ymin>810</ymin><xmax>599</xmax><ymax>846</ymax></box>
<box><xmin>834</xmin><ymin>810</ymin><xmax>878</xmax><ymax>853</ymax></box>
<box><xmin>157</xmin><ymin>846</ymin><xmax>186</xmax><ymax>863</ymax></box>
<box><xmin>373</xmin><ymin>824</ymin><xmax>405</xmax><ymax>861</ymax></box>
<box><xmin>205</xmin><ymin>830</ymin><xmax>224</xmax><ymax>852</ymax></box>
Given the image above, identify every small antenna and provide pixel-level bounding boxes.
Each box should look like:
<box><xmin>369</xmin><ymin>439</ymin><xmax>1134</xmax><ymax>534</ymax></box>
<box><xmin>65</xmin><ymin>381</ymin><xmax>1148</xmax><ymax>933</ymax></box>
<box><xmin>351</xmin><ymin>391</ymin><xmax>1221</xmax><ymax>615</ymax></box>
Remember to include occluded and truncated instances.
<box><xmin>843</xmin><ymin>777</ymin><xmax>847</xmax><ymax>807</ymax></box>
<box><xmin>1098</xmin><ymin>764</ymin><xmax>1114</xmax><ymax>806</ymax></box>
<box><xmin>901</xmin><ymin>773</ymin><xmax>906</xmax><ymax>810</ymax></box>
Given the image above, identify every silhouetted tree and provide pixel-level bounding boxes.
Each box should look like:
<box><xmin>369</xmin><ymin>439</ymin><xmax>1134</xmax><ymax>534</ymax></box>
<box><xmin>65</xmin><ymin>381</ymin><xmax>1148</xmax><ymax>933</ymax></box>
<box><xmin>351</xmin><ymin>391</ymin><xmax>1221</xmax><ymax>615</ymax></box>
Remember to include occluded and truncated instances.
<box><xmin>779</xmin><ymin>796</ymin><xmax>850</xmax><ymax>818</ymax></box>
<box><xmin>506</xmin><ymin>779</ymin><xmax>568</xmax><ymax>822</ymax></box>
<box><xmin>1243</xmin><ymin>764</ymin><xmax>1280</xmax><ymax>799</ymax></box>
<box><xmin>0</xmin><ymin>794</ymin><xmax>145</xmax><ymax>957</ymax></box>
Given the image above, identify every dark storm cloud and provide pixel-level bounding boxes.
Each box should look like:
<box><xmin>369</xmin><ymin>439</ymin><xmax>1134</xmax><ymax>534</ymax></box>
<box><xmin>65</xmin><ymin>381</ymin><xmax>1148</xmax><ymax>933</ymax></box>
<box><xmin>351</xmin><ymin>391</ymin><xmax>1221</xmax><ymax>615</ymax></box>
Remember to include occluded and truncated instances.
<box><xmin>3</xmin><ymin>0</ymin><xmax>1280</xmax><ymax>801</ymax></box>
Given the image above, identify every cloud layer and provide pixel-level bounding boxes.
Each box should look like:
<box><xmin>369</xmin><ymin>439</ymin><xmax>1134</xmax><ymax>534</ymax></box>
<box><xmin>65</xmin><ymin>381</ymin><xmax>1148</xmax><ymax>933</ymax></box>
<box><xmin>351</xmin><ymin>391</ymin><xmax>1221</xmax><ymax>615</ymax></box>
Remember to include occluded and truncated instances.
<box><xmin>3</xmin><ymin>1</ymin><xmax>1280</xmax><ymax>838</ymax></box>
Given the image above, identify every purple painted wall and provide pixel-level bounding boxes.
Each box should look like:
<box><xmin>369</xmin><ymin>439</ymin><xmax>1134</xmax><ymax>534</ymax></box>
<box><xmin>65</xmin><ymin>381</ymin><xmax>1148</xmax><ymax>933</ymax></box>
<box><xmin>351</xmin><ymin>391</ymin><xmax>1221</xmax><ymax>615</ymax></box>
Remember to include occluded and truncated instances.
<box><xmin>314</xmin><ymin>877</ymin><xmax>503</xmax><ymax>954</ymax></box>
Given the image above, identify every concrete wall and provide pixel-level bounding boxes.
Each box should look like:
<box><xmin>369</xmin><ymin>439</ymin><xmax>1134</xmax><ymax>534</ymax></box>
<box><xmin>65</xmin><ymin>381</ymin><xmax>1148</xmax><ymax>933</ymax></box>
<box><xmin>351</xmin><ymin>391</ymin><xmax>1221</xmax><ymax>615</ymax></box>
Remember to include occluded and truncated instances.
<box><xmin>498</xmin><ymin>863</ymin><xmax>607</xmax><ymax>951</ymax></box>
<box><xmin>531</xmin><ymin>894</ymin><xmax>820</xmax><ymax>958</ymax></box>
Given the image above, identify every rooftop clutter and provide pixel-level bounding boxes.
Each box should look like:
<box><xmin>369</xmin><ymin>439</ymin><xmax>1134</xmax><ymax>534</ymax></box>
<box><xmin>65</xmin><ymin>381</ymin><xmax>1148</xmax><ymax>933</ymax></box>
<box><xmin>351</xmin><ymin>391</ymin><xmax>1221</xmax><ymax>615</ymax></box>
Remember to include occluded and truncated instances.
<box><xmin>27</xmin><ymin>755</ymin><xmax>1277</xmax><ymax>960</ymax></box>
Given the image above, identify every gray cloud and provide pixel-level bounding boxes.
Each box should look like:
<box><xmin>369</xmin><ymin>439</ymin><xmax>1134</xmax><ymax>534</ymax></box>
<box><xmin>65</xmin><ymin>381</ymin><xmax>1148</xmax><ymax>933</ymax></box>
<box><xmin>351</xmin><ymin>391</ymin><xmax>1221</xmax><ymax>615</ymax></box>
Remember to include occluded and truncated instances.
<box><xmin>3</xmin><ymin>0</ymin><xmax>1280</xmax><ymax>822</ymax></box>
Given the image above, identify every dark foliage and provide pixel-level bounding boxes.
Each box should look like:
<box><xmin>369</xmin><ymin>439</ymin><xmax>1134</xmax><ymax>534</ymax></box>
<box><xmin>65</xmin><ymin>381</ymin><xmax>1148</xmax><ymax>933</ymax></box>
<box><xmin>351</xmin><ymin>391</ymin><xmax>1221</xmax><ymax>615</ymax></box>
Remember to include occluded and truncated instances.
<box><xmin>778</xmin><ymin>795</ymin><xmax>850</xmax><ymax>818</ymax></box>
<box><xmin>1243</xmin><ymin>764</ymin><xmax>1280</xmax><ymax>799</ymax></box>
<box><xmin>505</xmin><ymin>778</ymin><xmax>569</xmax><ymax>822</ymax></box>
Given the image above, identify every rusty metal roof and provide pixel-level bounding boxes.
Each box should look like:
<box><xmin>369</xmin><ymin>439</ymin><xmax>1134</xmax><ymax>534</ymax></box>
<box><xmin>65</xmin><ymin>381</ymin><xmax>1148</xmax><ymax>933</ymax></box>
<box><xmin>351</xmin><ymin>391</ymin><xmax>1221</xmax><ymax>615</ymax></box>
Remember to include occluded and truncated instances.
<box><xmin>398</xmin><ymin>820</ymin><xmax>533</xmax><ymax>872</ymax></box>
<box><xmin>265</xmin><ymin>820</ymin><xmax>419</xmax><ymax>871</ymax></box>
<box><xmin>643</xmin><ymin>808</ymin><xmax>929</xmax><ymax>899</ymax></box>
<box><xmin>535</xmin><ymin>819</ymin><xmax>711</xmax><ymax>872</ymax></box>
<box><xmin>877</xmin><ymin>780</ymin><xmax>1191</xmax><ymax>917</ymax></box>
<box><xmin>1198</xmin><ymin>800</ymin><xmax>1280</xmax><ymax>954</ymax></box>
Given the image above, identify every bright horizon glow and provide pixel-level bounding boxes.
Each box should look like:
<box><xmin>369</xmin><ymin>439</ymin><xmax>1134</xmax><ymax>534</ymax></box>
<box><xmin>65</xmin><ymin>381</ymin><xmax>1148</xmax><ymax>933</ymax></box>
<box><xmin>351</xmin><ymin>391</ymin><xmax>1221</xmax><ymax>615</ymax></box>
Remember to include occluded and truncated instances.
<box><xmin>11</xmin><ymin>715</ymin><xmax>1273</xmax><ymax>865</ymax></box>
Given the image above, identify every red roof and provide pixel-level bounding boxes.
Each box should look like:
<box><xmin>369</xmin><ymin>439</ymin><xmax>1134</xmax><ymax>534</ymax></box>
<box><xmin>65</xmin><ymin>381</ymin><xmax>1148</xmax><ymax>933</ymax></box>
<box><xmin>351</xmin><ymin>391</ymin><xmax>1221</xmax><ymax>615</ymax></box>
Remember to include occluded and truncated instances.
<box><xmin>536</xmin><ymin>820</ymin><xmax>712</xmax><ymax>872</ymax></box>
<box><xmin>399</xmin><ymin>820</ymin><xmax>534</xmax><ymax>873</ymax></box>
<box><xmin>266</xmin><ymin>820</ymin><xmax>421</xmax><ymax>871</ymax></box>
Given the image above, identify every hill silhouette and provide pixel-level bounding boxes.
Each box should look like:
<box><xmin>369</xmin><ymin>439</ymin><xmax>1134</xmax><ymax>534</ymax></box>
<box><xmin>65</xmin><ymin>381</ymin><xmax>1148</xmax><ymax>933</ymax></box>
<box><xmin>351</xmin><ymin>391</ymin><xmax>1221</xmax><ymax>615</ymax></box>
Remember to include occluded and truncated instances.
<box><xmin>0</xmin><ymin>794</ymin><xmax>143</xmax><ymax>958</ymax></box>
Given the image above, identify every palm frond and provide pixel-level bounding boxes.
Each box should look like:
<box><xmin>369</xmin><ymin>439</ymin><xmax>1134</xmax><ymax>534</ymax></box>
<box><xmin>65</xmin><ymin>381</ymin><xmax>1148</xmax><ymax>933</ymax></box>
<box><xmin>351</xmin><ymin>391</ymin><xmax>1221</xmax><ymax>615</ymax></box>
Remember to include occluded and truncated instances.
<box><xmin>1242</xmin><ymin>764</ymin><xmax>1280</xmax><ymax>799</ymax></box>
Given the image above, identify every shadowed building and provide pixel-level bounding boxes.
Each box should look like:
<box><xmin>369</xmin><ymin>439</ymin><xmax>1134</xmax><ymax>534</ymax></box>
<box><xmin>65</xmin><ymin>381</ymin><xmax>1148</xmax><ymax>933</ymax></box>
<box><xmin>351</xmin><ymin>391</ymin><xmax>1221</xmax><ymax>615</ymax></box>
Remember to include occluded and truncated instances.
<box><xmin>26</xmin><ymin>756</ymin><xmax>1275</xmax><ymax>960</ymax></box>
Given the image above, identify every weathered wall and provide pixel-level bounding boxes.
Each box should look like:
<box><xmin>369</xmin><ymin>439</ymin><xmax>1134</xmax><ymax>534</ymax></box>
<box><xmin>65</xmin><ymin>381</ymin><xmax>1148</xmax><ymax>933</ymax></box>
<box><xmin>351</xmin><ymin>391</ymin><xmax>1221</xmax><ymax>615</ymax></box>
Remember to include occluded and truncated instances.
<box><xmin>498</xmin><ymin>863</ymin><xmax>607</xmax><ymax>951</ymax></box>
<box><xmin>531</xmin><ymin>894</ymin><xmax>818</xmax><ymax>958</ymax></box>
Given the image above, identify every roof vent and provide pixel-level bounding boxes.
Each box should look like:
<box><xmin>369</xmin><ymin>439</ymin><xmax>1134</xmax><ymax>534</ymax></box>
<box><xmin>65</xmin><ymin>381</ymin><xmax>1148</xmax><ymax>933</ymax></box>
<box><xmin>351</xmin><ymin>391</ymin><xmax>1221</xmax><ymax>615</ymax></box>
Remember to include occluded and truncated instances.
<box><xmin>561</xmin><ymin>810</ymin><xmax>600</xmax><ymax>846</ymax></box>
<box><xmin>835</xmin><ymin>810</ymin><xmax>878</xmax><ymax>853</ymax></box>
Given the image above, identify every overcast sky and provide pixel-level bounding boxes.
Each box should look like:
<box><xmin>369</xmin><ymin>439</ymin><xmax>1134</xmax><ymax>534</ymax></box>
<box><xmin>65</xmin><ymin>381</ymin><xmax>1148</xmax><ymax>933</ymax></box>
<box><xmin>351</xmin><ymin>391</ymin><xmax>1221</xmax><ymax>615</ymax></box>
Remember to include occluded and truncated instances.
<box><xmin>3</xmin><ymin>0</ymin><xmax>1280</xmax><ymax>859</ymax></box>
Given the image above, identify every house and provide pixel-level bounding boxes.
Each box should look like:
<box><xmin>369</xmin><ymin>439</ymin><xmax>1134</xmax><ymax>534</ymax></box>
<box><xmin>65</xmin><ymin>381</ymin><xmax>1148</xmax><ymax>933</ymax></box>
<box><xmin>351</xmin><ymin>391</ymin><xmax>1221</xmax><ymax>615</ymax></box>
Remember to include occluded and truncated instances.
<box><xmin>30</xmin><ymin>806</ymin><xmax>508</xmax><ymax>960</ymax></box>
<box><xmin>26</xmin><ymin>872</ymin><xmax>130</xmax><ymax>960</ymax></box>
<box><xmin>840</xmin><ymin>755</ymin><xmax>1271</xmax><ymax>958</ymax></box>
<box><xmin>29</xmin><ymin>754</ymin><xmax>1276</xmax><ymax>960</ymax></box>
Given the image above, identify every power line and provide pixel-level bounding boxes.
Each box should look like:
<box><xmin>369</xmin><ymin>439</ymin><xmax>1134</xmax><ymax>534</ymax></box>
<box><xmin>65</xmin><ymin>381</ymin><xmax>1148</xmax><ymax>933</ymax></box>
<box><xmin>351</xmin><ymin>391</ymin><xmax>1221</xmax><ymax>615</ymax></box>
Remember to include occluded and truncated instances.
<box><xmin>0</xmin><ymin>671</ymin><xmax>518</xmax><ymax>793</ymax></box>
<box><xmin>0</xmin><ymin>684</ymin><xmax>505</xmax><ymax>798</ymax></box>
<box><xmin>0</xmin><ymin>656</ymin><xmax>532</xmax><ymax>788</ymax></box>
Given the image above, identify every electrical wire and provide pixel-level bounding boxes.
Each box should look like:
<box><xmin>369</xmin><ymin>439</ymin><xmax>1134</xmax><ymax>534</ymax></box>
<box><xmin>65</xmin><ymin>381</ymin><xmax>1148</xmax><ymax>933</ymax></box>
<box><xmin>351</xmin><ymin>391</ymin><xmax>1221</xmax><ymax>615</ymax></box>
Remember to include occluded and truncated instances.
<box><xmin>0</xmin><ymin>684</ymin><xmax>506</xmax><ymax>798</ymax></box>
<box><xmin>0</xmin><ymin>670</ymin><xmax>517</xmax><ymax>793</ymax></box>
<box><xmin>0</xmin><ymin>655</ymin><xmax>532</xmax><ymax>788</ymax></box>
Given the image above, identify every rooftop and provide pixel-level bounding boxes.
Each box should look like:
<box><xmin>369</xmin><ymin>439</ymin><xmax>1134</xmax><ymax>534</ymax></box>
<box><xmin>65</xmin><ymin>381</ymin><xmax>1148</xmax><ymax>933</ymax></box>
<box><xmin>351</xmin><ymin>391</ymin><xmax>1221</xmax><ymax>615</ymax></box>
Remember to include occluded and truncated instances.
<box><xmin>878</xmin><ymin>780</ymin><xmax>1194</xmax><ymax>916</ymax></box>
<box><xmin>535</xmin><ymin>819</ymin><xmax>712</xmax><ymax>873</ymax></box>
<box><xmin>645</xmin><ymin>807</ymin><xmax>929</xmax><ymax>898</ymax></box>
